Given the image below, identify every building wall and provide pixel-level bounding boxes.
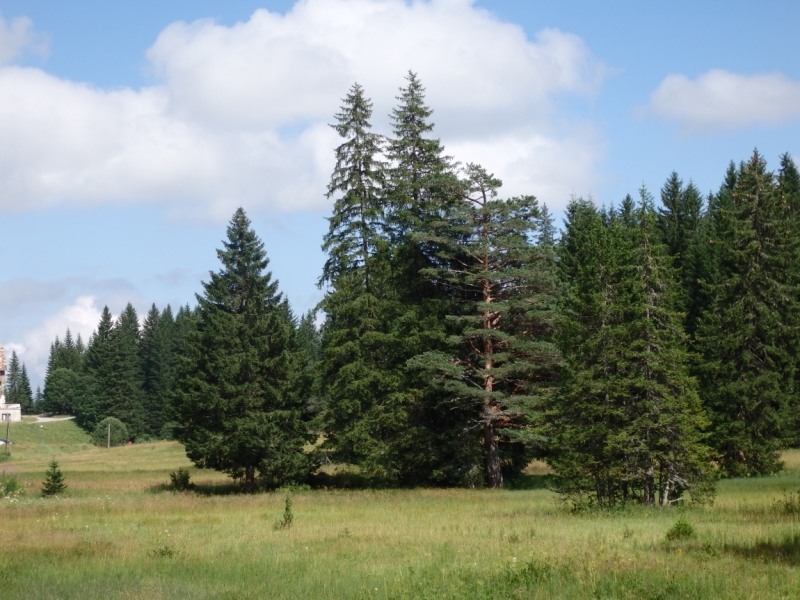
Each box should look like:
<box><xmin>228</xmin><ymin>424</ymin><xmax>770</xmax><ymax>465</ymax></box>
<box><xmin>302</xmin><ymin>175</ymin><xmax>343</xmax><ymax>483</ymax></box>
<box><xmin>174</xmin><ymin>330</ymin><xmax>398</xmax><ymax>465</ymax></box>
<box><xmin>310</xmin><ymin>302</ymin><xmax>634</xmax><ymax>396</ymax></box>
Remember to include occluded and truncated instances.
<box><xmin>0</xmin><ymin>404</ymin><xmax>21</xmax><ymax>423</ymax></box>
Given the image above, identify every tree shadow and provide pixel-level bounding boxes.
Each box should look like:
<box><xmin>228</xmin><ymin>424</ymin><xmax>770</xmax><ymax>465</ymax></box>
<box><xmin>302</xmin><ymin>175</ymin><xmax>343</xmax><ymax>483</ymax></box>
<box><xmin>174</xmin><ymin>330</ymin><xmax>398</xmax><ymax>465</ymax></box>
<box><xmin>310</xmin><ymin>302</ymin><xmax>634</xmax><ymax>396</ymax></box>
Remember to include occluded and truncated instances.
<box><xmin>505</xmin><ymin>473</ymin><xmax>558</xmax><ymax>491</ymax></box>
<box><xmin>722</xmin><ymin>533</ymin><xmax>800</xmax><ymax>565</ymax></box>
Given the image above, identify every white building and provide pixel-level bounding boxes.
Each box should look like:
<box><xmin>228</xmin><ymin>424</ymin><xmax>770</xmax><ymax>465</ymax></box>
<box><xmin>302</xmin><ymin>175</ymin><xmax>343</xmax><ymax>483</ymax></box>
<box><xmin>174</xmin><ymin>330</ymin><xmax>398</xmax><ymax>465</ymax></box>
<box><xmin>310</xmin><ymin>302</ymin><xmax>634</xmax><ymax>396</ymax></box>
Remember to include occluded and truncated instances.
<box><xmin>0</xmin><ymin>347</ymin><xmax>22</xmax><ymax>423</ymax></box>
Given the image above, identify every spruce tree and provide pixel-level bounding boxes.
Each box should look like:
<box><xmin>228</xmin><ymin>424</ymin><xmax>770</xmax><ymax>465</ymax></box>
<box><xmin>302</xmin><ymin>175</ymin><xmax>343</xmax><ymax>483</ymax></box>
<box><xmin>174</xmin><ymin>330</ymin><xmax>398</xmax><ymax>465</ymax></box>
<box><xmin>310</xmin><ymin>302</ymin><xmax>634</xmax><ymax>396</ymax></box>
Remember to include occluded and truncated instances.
<box><xmin>141</xmin><ymin>304</ymin><xmax>175</xmax><ymax>436</ymax></box>
<box><xmin>103</xmin><ymin>304</ymin><xmax>146</xmax><ymax>436</ymax></box>
<box><xmin>18</xmin><ymin>364</ymin><xmax>33</xmax><ymax>414</ymax></box>
<box><xmin>317</xmin><ymin>83</ymin><xmax>407</xmax><ymax>479</ymax></box>
<box><xmin>549</xmin><ymin>192</ymin><xmax>713</xmax><ymax>505</ymax></box>
<box><xmin>5</xmin><ymin>351</ymin><xmax>20</xmax><ymax>405</ymax></box>
<box><xmin>697</xmin><ymin>151</ymin><xmax>799</xmax><ymax>476</ymax></box>
<box><xmin>41</xmin><ymin>460</ymin><xmax>67</xmax><ymax>497</ymax></box>
<box><xmin>320</xmin><ymin>82</ymin><xmax>386</xmax><ymax>288</ymax></box>
<box><xmin>173</xmin><ymin>208</ymin><xmax>314</xmax><ymax>491</ymax></box>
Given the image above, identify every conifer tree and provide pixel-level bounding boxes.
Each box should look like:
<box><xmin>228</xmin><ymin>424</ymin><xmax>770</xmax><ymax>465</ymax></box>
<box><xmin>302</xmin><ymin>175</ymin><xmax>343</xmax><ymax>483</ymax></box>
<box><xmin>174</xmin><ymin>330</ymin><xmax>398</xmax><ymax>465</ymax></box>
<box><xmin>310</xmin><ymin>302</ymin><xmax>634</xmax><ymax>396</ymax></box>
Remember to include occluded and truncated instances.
<box><xmin>104</xmin><ymin>304</ymin><xmax>146</xmax><ymax>436</ymax></box>
<box><xmin>173</xmin><ymin>208</ymin><xmax>314</xmax><ymax>491</ymax></box>
<box><xmin>141</xmin><ymin>304</ymin><xmax>176</xmax><ymax>436</ymax></box>
<box><xmin>41</xmin><ymin>460</ymin><xmax>67</xmax><ymax>497</ymax></box>
<box><xmin>321</xmin><ymin>82</ymin><xmax>386</xmax><ymax>288</ymax></box>
<box><xmin>655</xmin><ymin>172</ymin><xmax>704</xmax><ymax>325</ymax></box>
<box><xmin>697</xmin><ymin>152</ymin><xmax>799</xmax><ymax>476</ymax></box>
<box><xmin>33</xmin><ymin>387</ymin><xmax>43</xmax><ymax>413</ymax></box>
<box><xmin>5</xmin><ymin>350</ymin><xmax>20</xmax><ymax>405</ymax></box>
<box><xmin>549</xmin><ymin>192</ymin><xmax>713</xmax><ymax>505</ymax></box>
<box><xmin>317</xmin><ymin>83</ymin><xmax>407</xmax><ymax>478</ymax></box>
<box><xmin>412</xmin><ymin>165</ymin><xmax>560</xmax><ymax>488</ymax></box>
<box><xmin>18</xmin><ymin>364</ymin><xmax>33</xmax><ymax>414</ymax></box>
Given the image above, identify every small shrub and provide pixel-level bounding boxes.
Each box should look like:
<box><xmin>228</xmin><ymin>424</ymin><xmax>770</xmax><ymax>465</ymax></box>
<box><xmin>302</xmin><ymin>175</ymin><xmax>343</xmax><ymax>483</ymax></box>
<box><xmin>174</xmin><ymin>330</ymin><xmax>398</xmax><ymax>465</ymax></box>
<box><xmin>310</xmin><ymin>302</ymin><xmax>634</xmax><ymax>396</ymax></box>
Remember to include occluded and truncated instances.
<box><xmin>148</xmin><ymin>545</ymin><xmax>176</xmax><ymax>558</ymax></box>
<box><xmin>136</xmin><ymin>433</ymin><xmax>153</xmax><ymax>443</ymax></box>
<box><xmin>773</xmin><ymin>490</ymin><xmax>800</xmax><ymax>516</ymax></box>
<box><xmin>274</xmin><ymin>494</ymin><xmax>294</xmax><ymax>530</ymax></box>
<box><xmin>41</xmin><ymin>460</ymin><xmax>67</xmax><ymax>497</ymax></box>
<box><xmin>91</xmin><ymin>417</ymin><xmax>129</xmax><ymax>447</ymax></box>
<box><xmin>169</xmin><ymin>468</ymin><xmax>193</xmax><ymax>491</ymax></box>
<box><xmin>665</xmin><ymin>517</ymin><xmax>695</xmax><ymax>541</ymax></box>
<box><xmin>0</xmin><ymin>472</ymin><xmax>21</xmax><ymax>497</ymax></box>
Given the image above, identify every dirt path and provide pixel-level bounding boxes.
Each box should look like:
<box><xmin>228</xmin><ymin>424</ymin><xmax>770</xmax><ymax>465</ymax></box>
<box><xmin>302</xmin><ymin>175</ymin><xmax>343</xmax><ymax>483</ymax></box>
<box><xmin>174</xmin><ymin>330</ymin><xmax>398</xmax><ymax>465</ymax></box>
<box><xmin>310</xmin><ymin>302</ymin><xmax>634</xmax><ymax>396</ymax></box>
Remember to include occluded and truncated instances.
<box><xmin>27</xmin><ymin>416</ymin><xmax>75</xmax><ymax>423</ymax></box>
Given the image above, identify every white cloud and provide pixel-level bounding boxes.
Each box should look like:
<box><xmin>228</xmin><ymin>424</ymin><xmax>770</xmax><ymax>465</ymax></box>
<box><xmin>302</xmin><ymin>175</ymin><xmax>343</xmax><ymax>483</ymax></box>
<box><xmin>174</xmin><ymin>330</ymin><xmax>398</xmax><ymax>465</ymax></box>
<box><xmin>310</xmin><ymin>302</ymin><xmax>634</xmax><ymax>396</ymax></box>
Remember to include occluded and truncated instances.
<box><xmin>0</xmin><ymin>14</ymin><xmax>47</xmax><ymax>64</ymax></box>
<box><xmin>649</xmin><ymin>69</ymin><xmax>800</xmax><ymax>132</ymax></box>
<box><xmin>0</xmin><ymin>0</ymin><xmax>607</xmax><ymax>218</ymax></box>
<box><xmin>3</xmin><ymin>296</ymin><xmax>102</xmax><ymax>383</ymax></box>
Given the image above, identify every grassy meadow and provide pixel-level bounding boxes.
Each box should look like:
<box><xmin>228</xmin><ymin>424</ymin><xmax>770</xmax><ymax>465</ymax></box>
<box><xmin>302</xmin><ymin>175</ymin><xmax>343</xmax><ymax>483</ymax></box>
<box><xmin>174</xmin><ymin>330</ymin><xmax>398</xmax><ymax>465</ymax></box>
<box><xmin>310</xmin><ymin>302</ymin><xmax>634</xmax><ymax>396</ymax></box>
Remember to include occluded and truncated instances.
<box><xmin>0</xmin><ymin>420</ymin><xmax>799</xmax><ymax>598</ymax></box>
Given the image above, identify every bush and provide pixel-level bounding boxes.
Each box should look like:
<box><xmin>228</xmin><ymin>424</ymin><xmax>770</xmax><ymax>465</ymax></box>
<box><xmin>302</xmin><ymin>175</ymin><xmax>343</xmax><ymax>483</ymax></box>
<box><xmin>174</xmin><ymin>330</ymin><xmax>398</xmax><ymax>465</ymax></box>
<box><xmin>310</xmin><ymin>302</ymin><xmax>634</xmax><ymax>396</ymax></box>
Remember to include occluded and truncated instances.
<box><xmin>0</xmin><ymin>472</ymin><xmax>21</xmax><ymax>497</ymax></box>
<box><xmin>41</xmin><ymin>460</ymin><xmax>67</xmax><ymax>497</ymax></box>
<box><xmin>91</xmin><ymin>417</ymin><xmax>129</xmax><ymax>447</ymax></box>
<box><xmin>169</xmin><ymin>468</ymin><xmax>193</xmax><ymax>491</ymax></box>
<box><xmin>665</xmin><ymin>517</ymin><xmax>695</xmax><ymax>541</ymax></box>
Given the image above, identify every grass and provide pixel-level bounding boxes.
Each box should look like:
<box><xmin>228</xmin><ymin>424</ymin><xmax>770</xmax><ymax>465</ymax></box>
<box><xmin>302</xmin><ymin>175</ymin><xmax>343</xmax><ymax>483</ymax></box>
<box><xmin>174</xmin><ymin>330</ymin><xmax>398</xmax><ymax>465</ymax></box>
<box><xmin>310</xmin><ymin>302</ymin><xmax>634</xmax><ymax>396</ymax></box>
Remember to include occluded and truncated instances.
<box><xmin>1</xmin><ymin>420</ymin><xmax>800</xmax><ymax>598</ymax></box>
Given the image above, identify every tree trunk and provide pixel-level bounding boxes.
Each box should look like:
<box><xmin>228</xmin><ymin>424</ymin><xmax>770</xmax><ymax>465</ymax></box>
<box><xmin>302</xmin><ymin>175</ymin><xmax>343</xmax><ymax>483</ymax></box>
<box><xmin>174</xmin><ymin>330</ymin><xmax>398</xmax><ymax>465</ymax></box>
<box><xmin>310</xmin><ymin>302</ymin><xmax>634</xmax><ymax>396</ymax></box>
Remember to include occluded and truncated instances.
<box><xmin>243</xmin><ymin>465</ymin><xmax>257</xmax><ymax>493</ymax></box>
<box><xmin>484</xmin><ymin>421</ymin><xmax>503</xmax><ymax>488</ymax></box>
<box><xmin>644</xmin><ymin>466</ymin><xmax>655</xmax><ymax>506</ymax></box>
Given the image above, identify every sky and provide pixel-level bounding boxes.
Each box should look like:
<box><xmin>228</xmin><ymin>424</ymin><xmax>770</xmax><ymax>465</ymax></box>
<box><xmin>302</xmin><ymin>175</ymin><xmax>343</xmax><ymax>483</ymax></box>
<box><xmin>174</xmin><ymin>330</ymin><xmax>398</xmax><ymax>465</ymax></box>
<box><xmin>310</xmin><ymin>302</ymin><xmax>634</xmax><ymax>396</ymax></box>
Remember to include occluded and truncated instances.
<box><xmin>1</xmin><ymin>0</ymin><xmax>799</xmax><ymax>387</ymax></box>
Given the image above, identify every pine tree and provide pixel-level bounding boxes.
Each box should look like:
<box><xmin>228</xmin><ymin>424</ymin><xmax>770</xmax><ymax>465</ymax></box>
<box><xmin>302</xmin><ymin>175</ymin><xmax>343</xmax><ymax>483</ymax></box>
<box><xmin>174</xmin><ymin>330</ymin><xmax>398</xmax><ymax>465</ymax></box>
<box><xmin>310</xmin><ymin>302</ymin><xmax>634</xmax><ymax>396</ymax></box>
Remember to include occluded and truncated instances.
<box><xmin>41</xmin><ymin>459</ymin><xmax>67</xmax><ymax>497</ymax></box>
<box><xmin>412</xmin><ymin>164</ymin><xmax>560</xmax><ymax>488</ymax></box>
<box><xmin>172</xmin><ymin>208</ymin><xmax>314</xmax><ymax>491</ymax></box>
<box><xmin>697</xmin><ymin>151</ymin><xmax>799</xmax><ymax>476</ymax></box>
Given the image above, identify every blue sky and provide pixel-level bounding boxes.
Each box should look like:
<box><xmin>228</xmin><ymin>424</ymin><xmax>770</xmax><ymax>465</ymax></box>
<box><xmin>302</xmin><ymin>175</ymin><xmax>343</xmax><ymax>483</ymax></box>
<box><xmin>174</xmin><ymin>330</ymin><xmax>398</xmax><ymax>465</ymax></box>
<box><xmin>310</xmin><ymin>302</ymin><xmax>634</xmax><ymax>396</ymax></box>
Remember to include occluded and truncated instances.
<box><xmin>1</xmin><ymin>0</ymin><xmax>799</xmax><ymax>386</ymax></box>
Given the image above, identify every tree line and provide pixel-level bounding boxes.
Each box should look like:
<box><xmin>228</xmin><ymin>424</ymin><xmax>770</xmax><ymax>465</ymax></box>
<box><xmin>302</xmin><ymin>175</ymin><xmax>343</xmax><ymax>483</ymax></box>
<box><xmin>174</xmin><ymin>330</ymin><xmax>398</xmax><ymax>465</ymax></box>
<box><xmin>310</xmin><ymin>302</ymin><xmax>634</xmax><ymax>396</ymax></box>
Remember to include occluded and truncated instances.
<box><xmin>30</xmin><ymin>72</ymin><xmax>800</xmax><ymax>505</ymax></box>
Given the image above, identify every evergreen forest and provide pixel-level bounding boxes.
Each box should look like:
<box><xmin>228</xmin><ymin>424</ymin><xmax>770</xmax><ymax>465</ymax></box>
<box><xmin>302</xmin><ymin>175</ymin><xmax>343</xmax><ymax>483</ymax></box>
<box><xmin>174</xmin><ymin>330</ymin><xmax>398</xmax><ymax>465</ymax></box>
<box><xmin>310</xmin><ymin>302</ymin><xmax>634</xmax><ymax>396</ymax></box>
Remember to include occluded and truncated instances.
<box><xmin>21</xmin><ymin>73</ymin><xmax>800</xmax><ymax>505</ymax></box>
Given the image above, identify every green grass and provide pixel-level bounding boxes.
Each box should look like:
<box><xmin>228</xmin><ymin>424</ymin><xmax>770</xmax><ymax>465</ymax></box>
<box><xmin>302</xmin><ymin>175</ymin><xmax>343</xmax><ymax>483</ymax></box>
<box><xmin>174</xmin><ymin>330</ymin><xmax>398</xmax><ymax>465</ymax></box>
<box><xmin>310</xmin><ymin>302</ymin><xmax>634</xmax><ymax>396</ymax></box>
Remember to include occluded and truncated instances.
<box><xmin>1</xmin><ymin>424</ymin><xmax>800</xmax><ymax>598</ymax></box>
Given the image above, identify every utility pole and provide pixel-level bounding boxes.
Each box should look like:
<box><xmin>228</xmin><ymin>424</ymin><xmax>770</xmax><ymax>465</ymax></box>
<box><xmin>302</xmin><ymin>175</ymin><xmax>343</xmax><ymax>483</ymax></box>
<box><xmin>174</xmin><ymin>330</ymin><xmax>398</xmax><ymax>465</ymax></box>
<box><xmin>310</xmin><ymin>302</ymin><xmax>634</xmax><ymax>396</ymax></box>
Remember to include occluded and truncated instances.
<box><xmin>5</xmin><ymin>419</ymin><xmax>10</xmax><ymax>456</ymax></box>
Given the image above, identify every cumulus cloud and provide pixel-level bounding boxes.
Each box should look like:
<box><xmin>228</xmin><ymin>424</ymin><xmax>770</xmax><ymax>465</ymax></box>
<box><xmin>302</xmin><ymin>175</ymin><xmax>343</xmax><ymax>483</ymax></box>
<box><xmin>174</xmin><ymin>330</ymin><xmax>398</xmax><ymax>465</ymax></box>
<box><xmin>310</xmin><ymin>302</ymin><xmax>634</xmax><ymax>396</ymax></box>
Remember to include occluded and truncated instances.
<box><xmin>0</xmin><ymin>14</ymin><xmax>47</xmax><ymax>64</ymax></box>
<box><xmin>0</xmin><ymin>0</ymin><xmax>607</xmax><ymax>217</ymax></box>
<box><xmin>3</xmin><ymin>296</ymin><xmax>102</xmax><ymax>382</ymax></box>
<box><xmin>649</xmin><ymin>69</ymin><xmax>800</xmax><ymax>132</ymax></box>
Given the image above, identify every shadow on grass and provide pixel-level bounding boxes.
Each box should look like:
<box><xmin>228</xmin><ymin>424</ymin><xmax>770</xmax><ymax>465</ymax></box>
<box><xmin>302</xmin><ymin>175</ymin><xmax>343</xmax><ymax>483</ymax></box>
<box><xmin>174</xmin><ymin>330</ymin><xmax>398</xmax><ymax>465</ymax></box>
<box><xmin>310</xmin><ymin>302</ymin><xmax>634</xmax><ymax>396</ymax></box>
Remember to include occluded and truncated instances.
<box><xmin>505</xmin><ymin>473</ymin><xmax>558</xmax><ymax>491</ymax></box>
<box><xmin>308</xmin><ymin>470</ymin><xmax>390</xmax><ymax>490</ymax></box>
<box><xmin>722</xmin><ymin>533</ymin><xmax>800</xmax><ymax>565</ymax></box>
<box><xmin>147</xmin><ymin>481</ymin><xmax>242</xmax><ymax>496</ymax></box>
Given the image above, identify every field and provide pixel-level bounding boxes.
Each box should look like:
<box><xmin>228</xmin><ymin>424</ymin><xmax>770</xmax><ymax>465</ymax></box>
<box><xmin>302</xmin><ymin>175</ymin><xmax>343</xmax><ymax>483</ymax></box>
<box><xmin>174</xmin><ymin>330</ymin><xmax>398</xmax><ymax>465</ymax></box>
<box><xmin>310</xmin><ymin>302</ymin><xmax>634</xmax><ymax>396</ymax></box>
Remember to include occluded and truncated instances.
<box><xmin>0</xmin><ymin>420</ymin><xmax>799</xmax><ymax>598</ymax></box>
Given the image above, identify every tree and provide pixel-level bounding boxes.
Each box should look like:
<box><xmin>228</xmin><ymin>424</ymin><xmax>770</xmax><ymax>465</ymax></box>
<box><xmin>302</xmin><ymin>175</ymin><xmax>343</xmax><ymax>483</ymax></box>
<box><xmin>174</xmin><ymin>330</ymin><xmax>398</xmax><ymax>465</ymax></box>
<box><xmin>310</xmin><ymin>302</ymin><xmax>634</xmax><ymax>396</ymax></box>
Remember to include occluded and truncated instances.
<box><xmin>697</xmin><ymin>152</ymin><xmax>799</xmax><ymax>476</ymax></box>
<box><xmin>91</xmin><ymin>417</ymin><xmax>129</xmax><ymax>447</ymax></box>
<box><xmin>549</xmin><ymin>192</ymin><xmax>714</xmax><ymax>505</ymax></box>
<box><xmin>18</xmin><ymin>364</ymin><xmax>33</xmax><ymax>414</ymax></box>
<box><xmin>141</xmin><ymin>304</ymin><xmax>176</xmax><ymax>436</ymax></box>
<box><xmin>412</xmin><ymin>164</ymin><xmax>560</xmax><ymax>488</ymax></box>
<box><xmin>41</xmin><ymin>460</ymin><xmax>67</xmax><ymax>497</ymax></box>
<box><xmin>4</xmin><ymin>350</ymin><xmax>21</xmax><ymax>405</ymax></box>
<box><xmin>107</xmin><ymin>305</ymin><xmax>146</xmax><ymax>436</ymax></box>
<box><xmin>172</xmin><ymin>208</ymin><xmax>314</xmax><ymax>491</ymax></box>
<box><xmin>320</xmin><ymin>82</ymin><xmax>386</xmax><ymax>289</ymax></box>
<box><xmin>42</xmin><ymin>368</ymin><xmax>90</xmax><ymax>415</ymax></box>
